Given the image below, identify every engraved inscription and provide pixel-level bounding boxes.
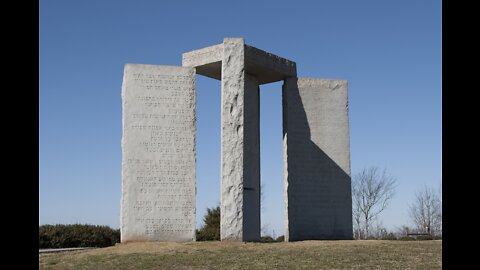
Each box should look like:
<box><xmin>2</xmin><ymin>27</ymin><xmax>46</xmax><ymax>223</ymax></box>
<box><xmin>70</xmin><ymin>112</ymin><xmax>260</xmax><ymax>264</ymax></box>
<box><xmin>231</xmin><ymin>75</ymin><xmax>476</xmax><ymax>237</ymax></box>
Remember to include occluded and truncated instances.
<box><xmin>121</xmin><ymin>64</ymin><xmax>195</xmax><ymax>242</ymax></box>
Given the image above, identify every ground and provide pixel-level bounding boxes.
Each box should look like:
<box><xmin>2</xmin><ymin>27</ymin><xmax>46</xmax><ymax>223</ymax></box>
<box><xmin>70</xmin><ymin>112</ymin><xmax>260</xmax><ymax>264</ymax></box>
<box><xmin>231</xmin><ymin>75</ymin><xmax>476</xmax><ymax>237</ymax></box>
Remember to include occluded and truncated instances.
<box><xmin>39</xmin><ymin>240</ymin><xmax>442</xmax><ymax>269</ymax></box>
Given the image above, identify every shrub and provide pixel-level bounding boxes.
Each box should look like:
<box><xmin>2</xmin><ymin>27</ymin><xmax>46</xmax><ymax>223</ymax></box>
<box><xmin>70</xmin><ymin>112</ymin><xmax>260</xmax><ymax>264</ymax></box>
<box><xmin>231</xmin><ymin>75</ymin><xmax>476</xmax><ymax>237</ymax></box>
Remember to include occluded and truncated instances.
<box><xmin>260</xmin><ymin>236</ymin><xmax>275</xmax><ymax>243</ymax></box>
<box><xmin>276</xmin><ymin>235</ymin><xmax>285</xmax><ymax>242</ymax></box>
<box><xmin>398</xmin><ymin>236</ymin><xmax>415</xmax><ymax>241</ymax></box>
<box><xmin>416</xmin><ymin>235</ymin><xmax>434</xmax><ymax>241</ymax></box>
<box><xmin>39</xmin><ymin>224</ymin><xmax>120</xmax><ymax>248</ymax></box>
<box><xmin>196</xmin><ymin>206</ymin><xmax>220</xmax><ymax>241</ymax></box>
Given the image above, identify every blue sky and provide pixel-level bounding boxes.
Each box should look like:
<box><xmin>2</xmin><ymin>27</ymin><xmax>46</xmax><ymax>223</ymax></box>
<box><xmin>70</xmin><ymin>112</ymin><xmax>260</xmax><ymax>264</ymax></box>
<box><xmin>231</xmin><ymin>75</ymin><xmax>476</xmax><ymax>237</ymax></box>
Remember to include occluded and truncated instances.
<box><xmin>39</xmin><ymin>0</ymin><xmax>441</xmax><ymax>236</ymax></box>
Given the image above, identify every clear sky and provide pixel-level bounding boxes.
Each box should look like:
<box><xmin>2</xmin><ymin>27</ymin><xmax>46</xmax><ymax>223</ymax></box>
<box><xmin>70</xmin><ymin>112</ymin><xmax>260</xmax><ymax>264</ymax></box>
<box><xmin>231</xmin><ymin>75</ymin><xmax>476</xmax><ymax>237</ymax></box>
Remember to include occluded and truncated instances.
<box><xmin>39</xmin><ymin>0</ymin><xmax>441</xmax><ymax>236</ymax></box>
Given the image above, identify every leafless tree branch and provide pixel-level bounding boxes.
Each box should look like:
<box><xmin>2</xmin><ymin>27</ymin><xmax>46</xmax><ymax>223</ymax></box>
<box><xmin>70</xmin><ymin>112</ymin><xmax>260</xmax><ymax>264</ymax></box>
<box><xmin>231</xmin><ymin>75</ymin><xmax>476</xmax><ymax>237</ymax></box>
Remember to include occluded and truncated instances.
<box><xmin>409</xmin><ymin>185</ymin><xmax>442</xmax><ymax>236</ymax></box>
<box><xmin>352</xmin><ymin>166</ymin><xmax>397</xmax><ymax>239</ymax></box>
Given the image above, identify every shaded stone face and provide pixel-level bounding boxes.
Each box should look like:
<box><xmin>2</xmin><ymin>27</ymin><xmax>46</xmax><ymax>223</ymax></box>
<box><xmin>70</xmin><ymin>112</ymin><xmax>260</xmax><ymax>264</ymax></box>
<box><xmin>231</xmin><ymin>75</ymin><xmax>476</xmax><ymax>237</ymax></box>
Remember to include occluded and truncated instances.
<box><xmin>283</xmin><ymin>78</ymin><xmax>352</xmax><ymax>241</ymax></box>
<box><xmin>121</xmin><ymin>64</ymin><xmax>196</xmax><ymax>242</ymax></box>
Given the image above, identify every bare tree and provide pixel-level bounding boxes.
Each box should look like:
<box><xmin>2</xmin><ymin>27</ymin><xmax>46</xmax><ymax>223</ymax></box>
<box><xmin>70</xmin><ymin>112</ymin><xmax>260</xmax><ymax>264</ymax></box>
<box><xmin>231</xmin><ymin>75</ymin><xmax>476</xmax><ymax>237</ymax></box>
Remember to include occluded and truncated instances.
<box><xmin>352</xmin><ymin>166</ymin><xmax>396</xmax><ymax>239</ymax></box>
<box><xmin>260</xmin><ymin>182</ymin><xmax>266</xmax><ymax>213</ymax></box>
<box><xmin>352</xmin><ymin>179</ymin><xmax>363</xmax><ymax>239</ymax></box>
<box><xmin>409</xmin><ymin>185</ymin><xmax>442</xmax><ymax>236</ymax></box>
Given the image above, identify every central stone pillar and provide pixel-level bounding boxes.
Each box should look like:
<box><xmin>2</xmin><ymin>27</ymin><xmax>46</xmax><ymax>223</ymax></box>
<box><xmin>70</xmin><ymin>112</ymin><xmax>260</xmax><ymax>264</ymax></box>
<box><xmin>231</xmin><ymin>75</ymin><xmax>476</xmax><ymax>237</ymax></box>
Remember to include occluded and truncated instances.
<box><xmin>182</xmin><ymin>38</ymin><xmax>296</xmax><ymax>242</ymax></box>
<box><xmin>220</xmin><ymin>38</ymin><xmax>260</xmax><ymax>241</ymax></box>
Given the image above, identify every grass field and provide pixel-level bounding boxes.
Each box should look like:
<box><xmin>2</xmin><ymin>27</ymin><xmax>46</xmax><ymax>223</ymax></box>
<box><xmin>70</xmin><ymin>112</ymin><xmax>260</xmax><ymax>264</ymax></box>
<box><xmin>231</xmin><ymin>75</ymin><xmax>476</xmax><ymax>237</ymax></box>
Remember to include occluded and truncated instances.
<box><xmin>39</xmin><ymin>240</ymin><xmax>442</xmax><ymax>269</ymax></box>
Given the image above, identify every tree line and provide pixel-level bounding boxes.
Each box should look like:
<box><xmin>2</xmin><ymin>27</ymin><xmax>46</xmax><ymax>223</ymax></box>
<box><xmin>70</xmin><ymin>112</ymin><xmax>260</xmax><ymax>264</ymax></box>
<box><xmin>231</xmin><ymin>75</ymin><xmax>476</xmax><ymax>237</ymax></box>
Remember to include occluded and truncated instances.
<box><xmin>352</xmin><ymin>166</ymin><xmax>442</xmax><ymax>239</ymax></box>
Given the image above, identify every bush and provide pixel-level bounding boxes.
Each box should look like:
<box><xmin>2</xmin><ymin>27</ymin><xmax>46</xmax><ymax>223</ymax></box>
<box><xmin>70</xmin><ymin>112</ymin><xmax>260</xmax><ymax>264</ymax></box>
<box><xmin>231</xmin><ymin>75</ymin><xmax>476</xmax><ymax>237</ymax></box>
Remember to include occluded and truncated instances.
<box><xmin>196</xmin><ymin>206</ymin><xmax>220</xmax><ymax>241</ymax></box>
<box><xmin>398</xmin><ymin>236</ymin><xmax>415</xmax><ymax>241</ymax></box>
<box><xmin>39</xmin><ymin>224</ymin><xmax>120</xmax><ymax>248</ymax></box>
<box><xmin>276</xmin><ymin>235</ymin><xmax>285</xmax><ymax>242</ymax></box>
<box><xmin>416</xmin><ymin>235</ymin><xmax>434</xmax><ymax>240</ymax></box>
<box><xmin>260</xmin><ymin>236</ymin><xmax>275</xmax><ymax>243</ymax></box>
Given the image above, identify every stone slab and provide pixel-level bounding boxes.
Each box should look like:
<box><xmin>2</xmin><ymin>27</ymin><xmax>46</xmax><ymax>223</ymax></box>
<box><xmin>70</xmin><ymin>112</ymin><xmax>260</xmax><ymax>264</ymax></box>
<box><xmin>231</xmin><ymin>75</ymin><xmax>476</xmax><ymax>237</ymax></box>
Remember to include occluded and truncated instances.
<box><xmin>219</xmin><ymin>38</ymin><xmax>261</xmax><ymax>241</ymax></box>
<box><xmin>283</xmin><ymin>77</ymin><xmax>353</xmax><ymax>241</ymax></box>
<box><xmin>182</xmin><ymin>44</ymin><xmax>223</xmax><ymax>80</ymax></box>
<box><xmin>244</xmin><ymin>45</ymin><xmax>297</xmax><ymax>84</ymax></box>
<box><xmin>182</xmin><ymin>38</ymin><xmax>297</xmax><ymax>85</ymax></box>
<box><xmin>121</xmin><ymin>64</ymin><xmax>196</xmax><ymax>242</ymax></box>
<box><xmin>220</xmin><ymin>38</ymin><xmax>246</xmax><ymax>241</ymax></box>
<box><xmin>242</xmin><ymin>73</ymin><xmax>261</xmax><ymax>241</ymax></box>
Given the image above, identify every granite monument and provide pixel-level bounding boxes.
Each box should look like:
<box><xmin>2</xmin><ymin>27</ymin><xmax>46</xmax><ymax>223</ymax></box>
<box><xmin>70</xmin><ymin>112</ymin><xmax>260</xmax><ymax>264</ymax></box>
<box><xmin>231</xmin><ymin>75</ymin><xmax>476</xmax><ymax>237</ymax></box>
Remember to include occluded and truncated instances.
<box><xmin>121</xmin><ymin>38</ymin><xmax>352</xmax><ymax>242</ymax></box>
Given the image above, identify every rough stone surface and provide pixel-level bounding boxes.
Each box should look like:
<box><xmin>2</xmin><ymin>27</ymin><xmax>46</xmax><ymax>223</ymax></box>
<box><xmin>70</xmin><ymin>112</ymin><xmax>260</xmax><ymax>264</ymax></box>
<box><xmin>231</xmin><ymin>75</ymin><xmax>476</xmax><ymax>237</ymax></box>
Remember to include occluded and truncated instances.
<box><xmin>182</xmin><ymin>43</ymin><xmax>223</xmax><ymax>67</ymax></box>
<box><xmin>121</xmin><ymin>38</ymin><xmax>352</xmax><ymax>243</ymax></box>
<box><xmin>244</xmin><ymin>45</ymin><xmax>297</xmax><ymax>84</ymax></box>
<box><xmin>184</xmin><ymin>38</ymin><xmax>263</xmax><ymax>241</ymax></box>
<box><xmin>121</xmin><ymin>64</ymin><xmax>196</xmax><ymax>242</ymax></box>
<box><xmin>220</xmin><ymin>38</ymin><xmax>246</xmax><ymax>241</ymax></box>
<box><xmin>182</xmin><ymin>44</ymin><xmax>223</xmax><ymax>80</ymax></box>
<box><xmin>182</xmin><ymin>40</ymin><xmax>296</xmax><ymax>85</ymax></box>
<box><xmin>283</xmin><ymin>77</ymin><xmax>352</xmax><ymax>241</ymax></box>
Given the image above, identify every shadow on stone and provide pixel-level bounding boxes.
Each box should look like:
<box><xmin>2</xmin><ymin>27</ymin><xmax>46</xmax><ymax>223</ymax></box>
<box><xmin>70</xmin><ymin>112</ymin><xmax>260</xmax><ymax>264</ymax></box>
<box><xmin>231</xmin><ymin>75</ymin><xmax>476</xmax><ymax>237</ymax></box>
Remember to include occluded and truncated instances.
<box><xmin>283</xmin><ymin>77</ymin><xmax>352</xmax><ymax>241</ymax></box>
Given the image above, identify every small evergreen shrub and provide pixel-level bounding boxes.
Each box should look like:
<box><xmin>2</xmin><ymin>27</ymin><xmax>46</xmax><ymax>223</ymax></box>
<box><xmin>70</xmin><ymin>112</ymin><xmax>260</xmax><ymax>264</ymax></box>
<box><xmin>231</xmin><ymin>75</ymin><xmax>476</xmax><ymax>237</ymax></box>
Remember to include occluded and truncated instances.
<box><xmin>260</xmin><ymin>236</ymin><xmax>275</xmax><ymax>243</ymax></box>
<box><xmin>39</xmin><ymin>224</ymin><xmax>120</xmax><ymax>248</ymax></box>
<box><xmin>196</xmin><ymin>206</ymin><xmax>220</xmax><ymax>241</ymax></box>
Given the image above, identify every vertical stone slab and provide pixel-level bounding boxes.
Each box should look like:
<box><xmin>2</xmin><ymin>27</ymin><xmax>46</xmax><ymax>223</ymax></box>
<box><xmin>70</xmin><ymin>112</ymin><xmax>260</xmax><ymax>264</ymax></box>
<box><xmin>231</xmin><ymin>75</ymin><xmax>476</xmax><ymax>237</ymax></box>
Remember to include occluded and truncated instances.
<box><xmin>283</xmin><ymin>77</ymin><xmax>352</xmax><ymax>241</ymax></box>
<box><xmin>220</xmin><ymin>38</ymin><xmax>261</xmax><ymax>241</ymax></box>
<box><xmin>221</xmin><ymin>38</ymin><xmax>245</xmax><ymax>241</ymax></box>
<box><xmin>121</xmin><ymin>64</ymin><xmax>196</xmax><ymax>242</ymax></box>
<box><xmin>243</xmin><ymin>74</ymin><xmax>260</xmax><ymax>241</ymax></box>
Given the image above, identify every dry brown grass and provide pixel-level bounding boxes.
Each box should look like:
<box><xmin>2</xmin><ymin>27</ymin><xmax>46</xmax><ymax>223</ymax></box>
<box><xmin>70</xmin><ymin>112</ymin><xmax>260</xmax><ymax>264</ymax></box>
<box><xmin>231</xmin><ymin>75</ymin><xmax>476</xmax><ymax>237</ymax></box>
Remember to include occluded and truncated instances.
<box><xmin>39</xmin><ymin>240</ymin><xmax>442</xmax><ymax>269</ymax></box>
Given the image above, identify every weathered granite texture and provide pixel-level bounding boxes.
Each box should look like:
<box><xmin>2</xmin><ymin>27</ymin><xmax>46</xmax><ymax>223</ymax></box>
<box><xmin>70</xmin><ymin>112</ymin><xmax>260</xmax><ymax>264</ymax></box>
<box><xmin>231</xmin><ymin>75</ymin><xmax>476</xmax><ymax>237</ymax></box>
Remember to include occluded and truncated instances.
<box><xmin>183</xmin><ymin>38</ymin><xmax>293</xmax><ymax>241</ymax></box>
<box><xmin>182</xmin><ymin>44</ymin><xmax>223</xmax><ymax>80</ymax></box>
<box><xmin>121</xmin><ymin>64</ymin><xmax>196</xmax><ymax>242</ymax></box>
<box><xmin>283</xmin><ymin>77</ymin><xmax>353</xmax><ymax>241</ymax></box>
<box><xmin>122</xmin><ymin>38</ymin><xmax>353</xmax><ymax>243</ymax></box>
<box><xmin>244</xmin><ymin>45</ymin><xmax>297</xmax><ymax>84</ymax></box>
<box><xmin>220</xmin><ymin>38</ymin><xmax>253</xmax><ymax>240</ymax></box>
<box><xmin>182</xmin><ymin>39</ymin><xmax>296</xmax><ymax>85</ymax></box>
<box><xmin>219</xmin><ymin>38</ymin><xmax>248</xmax><ymax>241</ymax></box>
